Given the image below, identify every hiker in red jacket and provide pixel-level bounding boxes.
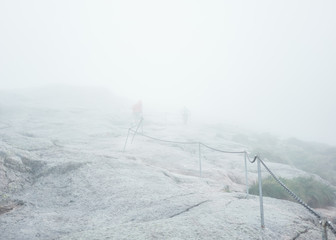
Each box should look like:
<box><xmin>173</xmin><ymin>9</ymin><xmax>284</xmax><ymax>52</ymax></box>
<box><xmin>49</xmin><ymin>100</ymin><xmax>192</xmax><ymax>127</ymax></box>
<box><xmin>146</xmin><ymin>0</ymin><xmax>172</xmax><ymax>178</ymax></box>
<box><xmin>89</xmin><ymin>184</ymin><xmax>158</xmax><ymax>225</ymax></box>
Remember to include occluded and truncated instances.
<box><xmin>133</xmin><ymin>100</ymin><xmax>143</xmax><ymax>120</ymax></box>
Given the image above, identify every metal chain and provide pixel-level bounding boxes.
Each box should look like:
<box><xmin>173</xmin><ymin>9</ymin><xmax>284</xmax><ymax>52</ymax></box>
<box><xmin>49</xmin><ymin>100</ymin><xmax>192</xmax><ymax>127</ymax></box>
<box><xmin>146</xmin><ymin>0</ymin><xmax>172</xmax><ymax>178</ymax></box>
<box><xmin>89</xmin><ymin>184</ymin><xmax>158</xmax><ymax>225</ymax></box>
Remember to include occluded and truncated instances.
<box><xmin>327</xmin><ymin>221</ymin><xmax>336</xmax><ymax>236</ymax></box>
<box><xmin>129</xmin><ymin>129</ymin><xmax>199</xmax><ymax>145</ymax></box>
<box><xmin>245</xmin><ymin>153</ymin><xmax>257</xmax><ymax>163</ymax></box>
<box><xmin>201</xmin><ymin>143</ymin><xmax>245</xmax><ymax>154</ymax></box>
<box><xmin>256</xmin><ymin>156</ymin><xmax>321</xmax><ymax>219</ymax></box>
<box><xmin>128</xmin><ymin>121</ymin><xmax>336</xmax><ymax>237</ymax></box>
<box><xmin>257</xmin><ymin>156</ymin><xmax>336</xmax><ymax>237</ymax></box>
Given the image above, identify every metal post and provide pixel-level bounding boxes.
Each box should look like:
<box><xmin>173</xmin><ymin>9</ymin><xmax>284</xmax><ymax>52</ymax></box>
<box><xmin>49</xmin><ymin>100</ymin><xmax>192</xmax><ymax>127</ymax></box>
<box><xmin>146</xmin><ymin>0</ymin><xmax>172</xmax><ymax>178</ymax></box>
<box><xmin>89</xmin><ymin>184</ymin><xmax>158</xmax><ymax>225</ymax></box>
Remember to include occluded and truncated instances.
<box><xmin>244</xmin><ymin>151</ymin><xmax>249</xmax><ymax>197</ymax></box>
<box><xmin>257</xmin><ymin>156</ymin><xmax>265</xmax><ymax>228</ymax></box>
<box><xmin>141</xmin><ymin>117</ymin><xmax>144</xmax><ymax>134</ymax></box>
<box><xmin>131</xmin><ymin>117</ymin><xmax>143</xmax><ymax>144</ymax></box>
<box><xmin>123</xmin><ymin>129</ymin><xmax>130</xmax><ymax>152</ymax></box>
<box><xmin>198</xmin><ymin>143</ymin><xmax>202</xmax><ymax>178</ymax></box>
<box><xmin>321</xmin><ymin>220</ymin><xmax>328</xmax><ymax>240</ymax></box>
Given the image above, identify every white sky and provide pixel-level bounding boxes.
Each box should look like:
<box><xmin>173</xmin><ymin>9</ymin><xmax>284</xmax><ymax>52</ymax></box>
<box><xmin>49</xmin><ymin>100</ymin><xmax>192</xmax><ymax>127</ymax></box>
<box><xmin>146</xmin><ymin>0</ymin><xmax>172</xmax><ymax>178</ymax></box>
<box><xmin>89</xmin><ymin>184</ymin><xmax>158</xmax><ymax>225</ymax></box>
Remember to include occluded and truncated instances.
<box><xmin>1</xmin><ymin>0</ymin><xmax>336</xmax><ymax>145</ymax></box>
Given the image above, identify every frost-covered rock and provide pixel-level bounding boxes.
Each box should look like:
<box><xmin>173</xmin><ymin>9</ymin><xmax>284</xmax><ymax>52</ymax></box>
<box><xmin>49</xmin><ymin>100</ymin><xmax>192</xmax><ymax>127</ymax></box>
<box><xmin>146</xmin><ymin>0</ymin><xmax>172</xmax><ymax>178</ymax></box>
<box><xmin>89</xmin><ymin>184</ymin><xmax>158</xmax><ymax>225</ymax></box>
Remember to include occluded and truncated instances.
<box><xmin>0</xmin><ymin>89</ymin><xmax>335</xmax><ymax>240</ymax></box>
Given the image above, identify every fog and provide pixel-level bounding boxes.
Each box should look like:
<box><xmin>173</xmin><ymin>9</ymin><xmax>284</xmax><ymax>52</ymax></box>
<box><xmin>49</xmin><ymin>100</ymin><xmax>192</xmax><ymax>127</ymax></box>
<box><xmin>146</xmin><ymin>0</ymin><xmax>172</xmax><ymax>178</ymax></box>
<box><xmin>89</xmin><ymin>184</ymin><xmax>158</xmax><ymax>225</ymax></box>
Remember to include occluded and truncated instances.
<box><xmin>1</xmin><ymin>0</ymin><xmax>336</xmax><ymax>145</ymax></box>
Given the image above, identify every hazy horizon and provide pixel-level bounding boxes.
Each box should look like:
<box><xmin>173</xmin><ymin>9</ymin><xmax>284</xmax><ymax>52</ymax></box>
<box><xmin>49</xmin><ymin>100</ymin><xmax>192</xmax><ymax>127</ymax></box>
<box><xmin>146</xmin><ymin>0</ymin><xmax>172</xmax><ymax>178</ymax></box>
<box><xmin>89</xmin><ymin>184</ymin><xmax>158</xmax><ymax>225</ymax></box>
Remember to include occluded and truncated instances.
<box><xmin>1</xmin><ymin>0</ymin><xmax>336</xmax><ymax>145</ymax></box>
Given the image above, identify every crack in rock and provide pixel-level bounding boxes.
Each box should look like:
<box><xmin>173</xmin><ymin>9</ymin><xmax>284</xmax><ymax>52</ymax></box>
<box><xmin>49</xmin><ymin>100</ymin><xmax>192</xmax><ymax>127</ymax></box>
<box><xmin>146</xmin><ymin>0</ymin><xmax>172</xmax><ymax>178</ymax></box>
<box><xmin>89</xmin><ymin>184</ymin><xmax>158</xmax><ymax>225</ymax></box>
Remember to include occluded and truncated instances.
<box><xmin>161</xmin><ymin>192</ymin><xmax>196</xmax><ymax>202</ymax></box>
<box><xmin>169</xmin><ymin>200</ymin><xmax>210</xmax><ymax>218</ymax></box>
<box><xmin>292</xmin><ymin>228</ymin><xmax>309</xmax><ymax>240</ymax></box>
<box><xmin>162</xmin><ymin>171</ymin><xmax>182</xmax><ymax>184</ymax></box>
<box><xmin>0</xmin><ymin>200</ymin><xmax>24</xmax><ymax>215</ymax></box>
<box><xmin>225</xmin><ymin>200</ymin><xmax>234</xmax><ymax>208</ymax></box>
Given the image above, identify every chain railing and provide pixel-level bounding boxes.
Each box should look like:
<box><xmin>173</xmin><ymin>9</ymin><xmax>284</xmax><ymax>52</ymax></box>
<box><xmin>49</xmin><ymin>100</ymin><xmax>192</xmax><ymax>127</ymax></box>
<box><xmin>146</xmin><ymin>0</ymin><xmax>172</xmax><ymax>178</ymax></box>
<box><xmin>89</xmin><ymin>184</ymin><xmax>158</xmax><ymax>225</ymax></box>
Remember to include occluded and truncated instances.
<box><xmin>253</xmin><ymin>155</ymin><xmax>336</xmax><ymax>238</ymax></box>
<box><xmin>123</xmin><ymin>119</ymin><xmax>336</xmax><ymax>239</ymax></box>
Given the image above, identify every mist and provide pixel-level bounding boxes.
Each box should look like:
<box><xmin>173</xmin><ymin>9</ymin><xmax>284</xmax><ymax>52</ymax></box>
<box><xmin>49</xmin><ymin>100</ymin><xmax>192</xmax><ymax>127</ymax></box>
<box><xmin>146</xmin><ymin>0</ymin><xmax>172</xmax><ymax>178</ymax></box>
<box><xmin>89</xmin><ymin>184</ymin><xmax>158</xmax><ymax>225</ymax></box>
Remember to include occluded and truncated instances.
<box><xmin>1</xmin><ymin>0</ymin><xmax>336</xmax><ymax>145</ymax></box>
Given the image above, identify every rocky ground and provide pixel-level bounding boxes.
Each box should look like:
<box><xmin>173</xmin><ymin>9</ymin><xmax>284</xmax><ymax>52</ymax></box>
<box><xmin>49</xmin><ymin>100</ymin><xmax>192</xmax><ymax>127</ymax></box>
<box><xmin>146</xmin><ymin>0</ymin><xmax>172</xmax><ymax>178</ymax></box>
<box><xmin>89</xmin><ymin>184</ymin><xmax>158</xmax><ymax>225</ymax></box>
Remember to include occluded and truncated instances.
<box><xmin>0</xmin><ymin>89</ymin><xmax>335</xmax><ymax>239</ymax></box>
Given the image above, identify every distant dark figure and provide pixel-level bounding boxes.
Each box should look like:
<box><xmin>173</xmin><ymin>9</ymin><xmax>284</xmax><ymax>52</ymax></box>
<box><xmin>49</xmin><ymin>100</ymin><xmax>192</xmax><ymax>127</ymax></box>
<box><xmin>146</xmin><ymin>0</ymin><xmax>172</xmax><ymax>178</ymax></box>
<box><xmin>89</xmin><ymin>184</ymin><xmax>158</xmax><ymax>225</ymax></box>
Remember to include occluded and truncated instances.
<box><xmin>182</xmin><ymin>107</ymin><xmax>189</xmax><ymax>125</ymax></box>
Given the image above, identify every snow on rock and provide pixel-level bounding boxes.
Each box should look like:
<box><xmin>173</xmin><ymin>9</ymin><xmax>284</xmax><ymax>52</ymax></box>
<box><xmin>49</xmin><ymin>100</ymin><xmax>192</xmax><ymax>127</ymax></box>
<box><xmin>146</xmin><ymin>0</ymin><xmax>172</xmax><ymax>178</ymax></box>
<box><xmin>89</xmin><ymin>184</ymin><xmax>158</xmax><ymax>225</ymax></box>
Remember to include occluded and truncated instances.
<box><xmin>0</xmin><ymin>89</ymin><xmax>334</xmax><ymax>240</ymax></box>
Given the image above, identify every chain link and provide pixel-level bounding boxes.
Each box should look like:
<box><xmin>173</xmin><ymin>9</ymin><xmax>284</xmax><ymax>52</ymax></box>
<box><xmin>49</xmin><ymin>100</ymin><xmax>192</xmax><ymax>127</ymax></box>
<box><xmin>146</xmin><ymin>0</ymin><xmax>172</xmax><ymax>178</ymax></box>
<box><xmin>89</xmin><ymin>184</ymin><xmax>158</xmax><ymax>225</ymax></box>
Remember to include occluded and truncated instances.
<box><xmin>127</xmin><ymin>120</ymin><xmax>336</xmax><ymax>237</ymax></box>
<box><xmin>257</xmin><ymin>156</ymin><xmax>321</xmax><ymax>219</ymax></box>
<box><xmin>327</xmin><ymin>221</ymin><xmax>336</xmax><ymax>236</ymax></box>
<box><xmin>256</xmin><ymin>156</ymin><xmax>336</xmax><ymax>237</ymax></box>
